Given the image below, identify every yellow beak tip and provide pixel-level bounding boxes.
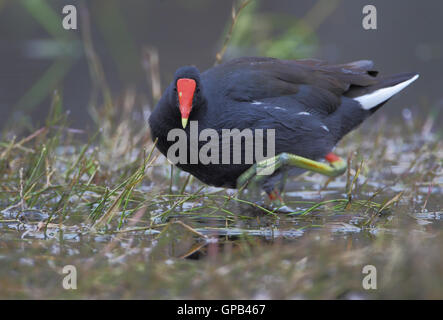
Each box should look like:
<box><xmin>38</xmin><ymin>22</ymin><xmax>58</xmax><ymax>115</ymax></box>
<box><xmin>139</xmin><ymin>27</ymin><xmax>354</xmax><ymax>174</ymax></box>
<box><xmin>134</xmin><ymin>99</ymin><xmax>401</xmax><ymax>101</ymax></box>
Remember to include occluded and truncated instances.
<box><xmin>181</xmin><ymin>118</ymin><xmax>188</xmax><ymax>129</ymax></box>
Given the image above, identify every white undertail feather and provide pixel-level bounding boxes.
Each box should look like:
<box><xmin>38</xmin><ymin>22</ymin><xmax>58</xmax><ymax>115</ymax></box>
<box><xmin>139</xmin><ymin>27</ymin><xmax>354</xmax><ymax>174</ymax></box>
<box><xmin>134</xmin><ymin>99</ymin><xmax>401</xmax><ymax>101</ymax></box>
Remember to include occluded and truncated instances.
<box><xmin>354</xmin><ymin>74</ymin><xmax>419</xmax><ymax>110</ymax></box>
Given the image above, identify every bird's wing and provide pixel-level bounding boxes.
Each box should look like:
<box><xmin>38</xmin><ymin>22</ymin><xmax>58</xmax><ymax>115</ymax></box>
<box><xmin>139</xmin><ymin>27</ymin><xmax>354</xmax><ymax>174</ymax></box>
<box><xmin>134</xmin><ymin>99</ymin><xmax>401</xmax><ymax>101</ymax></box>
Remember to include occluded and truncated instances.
<box><xmin>206</xmin><ymin>57</ymin><xmax>378</xmax><ymax>115</ymax></box>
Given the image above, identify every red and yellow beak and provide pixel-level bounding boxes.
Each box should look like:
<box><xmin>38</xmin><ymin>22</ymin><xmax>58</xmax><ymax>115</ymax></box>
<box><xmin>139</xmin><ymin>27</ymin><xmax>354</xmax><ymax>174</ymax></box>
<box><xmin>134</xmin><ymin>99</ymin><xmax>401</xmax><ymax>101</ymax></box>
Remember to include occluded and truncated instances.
<box><xmin>177</xmin><ymin>78</ymin><xmax>196</xmax><ymax>128</ymax></box>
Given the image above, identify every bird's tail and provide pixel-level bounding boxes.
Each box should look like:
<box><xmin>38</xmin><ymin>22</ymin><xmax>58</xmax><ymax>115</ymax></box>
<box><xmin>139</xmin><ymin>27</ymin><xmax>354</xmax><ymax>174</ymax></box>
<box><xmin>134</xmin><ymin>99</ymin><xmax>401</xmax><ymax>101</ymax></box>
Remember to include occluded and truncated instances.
<box><xmin>347</xmin><ymin>72</ymin><xmax>419</xmax><ymax>112</ymax></box>
<box><xmin>327</xmin><ymin>72</ymin><xmax>419</xmax><ymax>139</ymax></box>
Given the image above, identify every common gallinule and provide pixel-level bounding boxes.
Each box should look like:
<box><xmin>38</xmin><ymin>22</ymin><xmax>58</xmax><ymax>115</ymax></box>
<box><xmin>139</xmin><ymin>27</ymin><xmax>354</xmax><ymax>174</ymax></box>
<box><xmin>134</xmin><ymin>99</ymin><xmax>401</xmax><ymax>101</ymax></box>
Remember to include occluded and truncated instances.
<box><xmin>149</xmin><ymin>57</ymin><xmax>418</xmax><ymax>203</ymax></box>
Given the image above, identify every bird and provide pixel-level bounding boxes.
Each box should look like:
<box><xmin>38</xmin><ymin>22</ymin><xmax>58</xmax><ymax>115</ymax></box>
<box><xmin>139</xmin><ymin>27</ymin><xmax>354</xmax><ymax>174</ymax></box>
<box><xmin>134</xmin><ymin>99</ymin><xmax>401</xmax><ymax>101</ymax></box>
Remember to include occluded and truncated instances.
<box><xmin>149</xmin><ymin>57</ymin><xmax>418</xmax><ymax>205</ymax></box>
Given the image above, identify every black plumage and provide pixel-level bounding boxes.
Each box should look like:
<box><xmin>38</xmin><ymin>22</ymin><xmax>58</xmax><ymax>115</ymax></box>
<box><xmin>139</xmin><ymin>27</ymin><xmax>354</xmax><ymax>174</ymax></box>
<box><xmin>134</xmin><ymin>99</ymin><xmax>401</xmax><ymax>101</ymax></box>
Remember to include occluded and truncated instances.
<box><xmin>149</xmin><ymin>57</ymin><xmax>418</xmax><ymax>193</ymax></box>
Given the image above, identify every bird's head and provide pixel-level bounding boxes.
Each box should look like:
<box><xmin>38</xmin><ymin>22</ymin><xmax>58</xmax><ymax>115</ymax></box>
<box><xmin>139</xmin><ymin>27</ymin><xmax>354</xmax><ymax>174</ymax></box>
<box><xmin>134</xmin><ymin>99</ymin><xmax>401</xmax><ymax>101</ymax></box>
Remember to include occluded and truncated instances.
<box><xmin>172</xmin><ymin>66</ymin><xmax>204</xmax><ymax>129</ymax></box>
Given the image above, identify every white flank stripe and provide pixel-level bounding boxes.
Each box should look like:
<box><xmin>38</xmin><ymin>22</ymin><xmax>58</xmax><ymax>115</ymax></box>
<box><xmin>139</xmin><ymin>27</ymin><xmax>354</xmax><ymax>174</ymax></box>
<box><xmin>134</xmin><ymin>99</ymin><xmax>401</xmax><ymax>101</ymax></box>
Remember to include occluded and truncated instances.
<box><xmin>354</xmin><ymin>74</ymin><xmax>419</xmax><ymax>110</ymax></box>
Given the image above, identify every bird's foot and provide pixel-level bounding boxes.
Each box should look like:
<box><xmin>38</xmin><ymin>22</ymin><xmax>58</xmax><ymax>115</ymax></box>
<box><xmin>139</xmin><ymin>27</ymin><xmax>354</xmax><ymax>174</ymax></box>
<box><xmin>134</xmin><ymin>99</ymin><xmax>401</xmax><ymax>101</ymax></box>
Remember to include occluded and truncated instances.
<box><xmin>236</xmin><ymin>152</ymin><xmax>347</xmax><ymax>190</ymax></box>
<box><xmin>268</xmin><ymin>189</ymin><xmax>284</xmax><ymax>207</ymax></box>
<box><xmin>236</xmin><ymin>152</ymin><xmax>347</xmax><ymax>214</ymax></box>
<box><xmin>267</xmin><ymin>190</ymin><xmax>300</xmax><ymax>213</ymax></box>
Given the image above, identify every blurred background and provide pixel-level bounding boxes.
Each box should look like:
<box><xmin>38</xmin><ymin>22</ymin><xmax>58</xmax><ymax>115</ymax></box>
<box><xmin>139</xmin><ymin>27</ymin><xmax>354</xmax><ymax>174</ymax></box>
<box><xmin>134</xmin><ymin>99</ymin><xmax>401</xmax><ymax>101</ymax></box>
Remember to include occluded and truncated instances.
<box><xmin>0</xmin><ymin>0</ymin><xmax>441</xmax><ymax>132</ymax></box>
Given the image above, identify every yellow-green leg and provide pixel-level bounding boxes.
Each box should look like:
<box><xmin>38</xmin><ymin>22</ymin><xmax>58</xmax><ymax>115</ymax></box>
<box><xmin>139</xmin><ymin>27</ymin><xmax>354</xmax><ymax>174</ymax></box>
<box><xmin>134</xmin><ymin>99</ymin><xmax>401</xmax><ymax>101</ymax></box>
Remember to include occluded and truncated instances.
<box><xmin>237</xmin><ymin>152</ymin><xmax>347</xmax><ymax>190</ymax></box>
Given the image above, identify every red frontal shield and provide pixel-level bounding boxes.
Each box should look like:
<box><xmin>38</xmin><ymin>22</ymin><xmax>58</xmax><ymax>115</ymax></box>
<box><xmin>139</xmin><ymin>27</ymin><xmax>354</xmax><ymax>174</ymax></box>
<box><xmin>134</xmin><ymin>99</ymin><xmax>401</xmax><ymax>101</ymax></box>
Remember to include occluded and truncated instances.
<box><xmin>177</xmin><ymin>78</ymin><xmax>196</xmax><ymax>120</ymax></box>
